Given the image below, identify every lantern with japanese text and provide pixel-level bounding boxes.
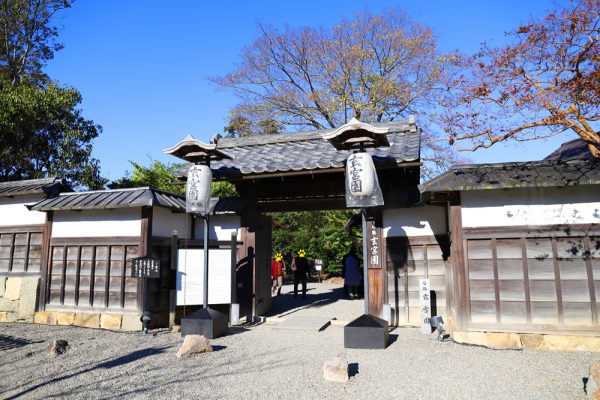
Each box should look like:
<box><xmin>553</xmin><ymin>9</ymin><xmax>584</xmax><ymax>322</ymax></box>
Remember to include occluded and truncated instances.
<box><xmin>346</xmin><ymin>152</ymin><xmax>375</xmax><ymax>197</ymax></box>
<box><xmin>186</xmin><ymin>164</ymin><xmax>212</xmax><ymax>215</ymax></box>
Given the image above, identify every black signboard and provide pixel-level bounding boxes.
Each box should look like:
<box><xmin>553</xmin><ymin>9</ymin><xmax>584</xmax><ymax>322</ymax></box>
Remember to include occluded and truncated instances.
<box><xmin>131</xmin><ymin>256</ymin><xmax>161</xmax><ymax>278</ymax></box>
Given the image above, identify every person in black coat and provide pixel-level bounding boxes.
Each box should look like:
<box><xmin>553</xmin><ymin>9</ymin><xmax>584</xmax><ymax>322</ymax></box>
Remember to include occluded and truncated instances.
<box><xmin>291</xmin><ymin>249</ymin><xmax>310</xmax><ymax>298</ymax></box>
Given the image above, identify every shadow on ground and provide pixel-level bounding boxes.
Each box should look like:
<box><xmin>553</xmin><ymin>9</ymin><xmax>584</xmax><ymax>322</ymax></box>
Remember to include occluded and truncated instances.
<box><xmin>4</xmin><ymin>346</ymin><xmax>170</xmax><ymax>399</ymax></box>
<box><xmin>265</xmin><ymin>285</ymin><xmax>351</xmax><ymax>318</ymax></box>
<box><xmin>0</xmin><ymin>334</ymin><xmax>42</xmax><ymax>351</ymax></box>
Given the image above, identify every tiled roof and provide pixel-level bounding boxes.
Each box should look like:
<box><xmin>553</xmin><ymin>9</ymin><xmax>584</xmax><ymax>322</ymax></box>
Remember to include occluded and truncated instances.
<box><xmin>544</xmin><ymin>138</ymin><xmax>599</xmax><ymax>162</ymax></box>
<box><xmin>420</xmin><ymin>159</ymin><xmax>600</xmax><ymax>192</ymax></box>
<box><xmin>30</xmin><ymin>187</ymin><xmax>245</xmax><ymax>215</ymax></box>
<box><xmin>187</xmin><ymin>120</ymin><xmax>420</xmax><ymax>178</ymax></box>
<box><xmin>0</xmin><ymin>177</ymin><xmax>71</xmax><ymax>197</ymax></box>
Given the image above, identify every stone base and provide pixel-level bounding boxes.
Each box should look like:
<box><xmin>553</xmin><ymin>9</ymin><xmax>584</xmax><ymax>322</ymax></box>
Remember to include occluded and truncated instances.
<box><xmin>452</xmin><ymin>331</ymin><xmax>600</xmax><ymax>352</ymax></box>
<box><xmin>344</xmin><ymin>314</ymin><xmax>389</xmax><ymax>349</ymax></box>
<box><xmin>181</xmin><ymin>307</ymin><xmax>228</xmax><ymax>339</ymax></box>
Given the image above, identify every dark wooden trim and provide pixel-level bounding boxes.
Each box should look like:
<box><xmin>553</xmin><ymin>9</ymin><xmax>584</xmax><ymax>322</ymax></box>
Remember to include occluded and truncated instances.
<box><xmin>521</xmin><ymin>237</ymin><xmax>532</xmax><ymax>324</ymax></box>
<box><xmin>8</xmin><ymin>233</ymin><xmax>16</xmax><ymax>272</ymax></box>
<box><xmin>60</xmin><ymin>245</ymin><xmax>67</xmax><ymax>305</ymax></box>
<box><xmin>23</xmin><ymin>232</ymin><xmax>31</xmax><ymax>272</ymax></box>
<box><xmin>50</xmin><ymin>236</ymin><xmax>140</xmax><ymax>246</ymax></box>
<box><xmin>551</xmin><ymin>238</ymin><xmax>564</xmax><ymax>325</ymax></box>
<box><xmin>121</xmin><ymin>245</ymin><xmax>127</xmax><ymax>309</ymax></box>
<box><xmin>74</xmin><ymin>246</ymin><xmax>82</xmax><ymax>306</ymax></box>
<box><xmin>176</xmin><ymin>239</ymin><xmax>236</xmax><ymax>248</ymax></box>
<box><xmin>89</xmin><ymin>246</ymin><xmax>96</xmax><ymax>307</ymax></box>
<box><xmin>39</xmin><ymin>212</ymin><xmax>53</xmax><ymax>311</ymax></box>
<box><xmin>138</xmin><ymin>206</ymin><xmax>153</xmax><ymax>313</ymax></box>
<box><xmin>491</xmin><ymin>238</ymin><xmax>501</xmax><ymax>323</ymax></box>
<box><xmin>583</xmin><ymin>236</ymin><xmax>598</xmax><ymax>325</ymax></box>
<box><xmin>0</xmin><ymin>224</ymin><xmax>45</xmax><ymax>233</ymax></box>
<box><xmin>463</xmin><ymin>223</ymin><xmax>600</xmax><ymax>239</ymax></box>
<box><xmin>105</xmin><ymin>246</ymin><xmax>111</xmax><ymax>308</ymax></box>
<box><xmin>381</xmin><ymin>223</ymin><xmax>388</xmax><ymax>305</ymax></box>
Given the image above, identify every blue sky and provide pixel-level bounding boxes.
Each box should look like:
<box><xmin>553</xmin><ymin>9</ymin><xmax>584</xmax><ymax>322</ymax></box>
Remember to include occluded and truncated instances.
<box><xmin>44</xmin><ymin>0</ymin><xmax>577</xmax><ymax>181</ymax></box>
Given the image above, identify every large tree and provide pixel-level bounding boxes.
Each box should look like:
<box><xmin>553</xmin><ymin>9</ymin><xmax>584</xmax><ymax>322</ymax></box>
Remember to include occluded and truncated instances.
<box><xmin>441</xmin><ymin>0</ymin><xmax>600</xmax><ymax>157</ymax></box>
<box><xmin>0</xmin><ymin>0</ymin><xmax>70</xmax><ymax>84</ymax></box>
<box><xmin>0</xmin><ymin>78</ymin><xmax>104</xmax><ymax>188</ymax></box>
<box><xmin>213</xmin><ymin>9</ymin><xmax>459</xmax><ymax>176</ymax></box>
<box><xmin>0</xmin><ymin>0</ymin><xmax>105</xmax><ymax>188</ymax></box>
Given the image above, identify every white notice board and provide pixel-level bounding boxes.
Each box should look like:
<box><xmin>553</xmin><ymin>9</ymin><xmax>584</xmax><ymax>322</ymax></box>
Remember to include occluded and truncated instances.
<box><xmin>176</xmin><ymin>249</ymin><xmax>231</xmax><ymax>306</ymax></box>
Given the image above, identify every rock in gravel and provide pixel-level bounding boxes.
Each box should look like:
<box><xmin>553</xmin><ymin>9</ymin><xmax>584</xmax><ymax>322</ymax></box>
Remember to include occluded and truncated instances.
<box><xmin>176</xmin><ymin>334</ymin><xmax>212</xmax><ymax>358</ymax></box>
<box><xmin>171</xmin><ymin>325</ymin><xmax>181</xmax><ymax>333</ymax></box>
<box><xmin>46</xmin><ymin>339</ymin><xmax>69</xmax><ymax>356</ymax></box>
<box><xmin>323</xmin><ymin>356</ymin><xmax>348</xmax><ymax>383</ymax></box>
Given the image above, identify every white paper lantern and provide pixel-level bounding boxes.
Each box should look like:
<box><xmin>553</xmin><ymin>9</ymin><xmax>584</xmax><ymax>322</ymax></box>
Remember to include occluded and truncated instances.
<box><xmin>346</xmin><ymin>152</ymin><xmax>375</xmax><ymax>197</ymax></box>
<box><xmin>186</xmin><ymin>164</ymin><xmax>212</xmax><ymax>214</ymax></box>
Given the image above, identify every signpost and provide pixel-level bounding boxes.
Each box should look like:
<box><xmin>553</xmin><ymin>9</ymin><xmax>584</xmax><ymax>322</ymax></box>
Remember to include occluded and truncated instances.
<box><xmin>131</xmin><ymin>256</ymin><xmax>162</xmax><ymax>334</ymax></box>
<box><xmin>314</xmin><ymin>259</ymin><xmax>323</xmax><ymax>283</ymax></box>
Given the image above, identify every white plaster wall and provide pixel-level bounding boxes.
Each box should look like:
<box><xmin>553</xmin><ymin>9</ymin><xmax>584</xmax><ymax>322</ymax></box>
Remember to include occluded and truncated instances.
<box><xmin>383</xmin><ymin>206</ymin><xmax>447</xmax><ymax>237</ymax></box>
<box><xmin>193</xmin><ymin>215</ymin><xmax>241</xmax><ymax>241</ymax></box>
<box><xmin>461</xmin><ymin>186</ymin><xmax>600</xmax><ymax>228</ymax></box>
<box><xmin>52</xmin><ymin>208</ymin><xmax>141</xmax><ymax>238</ymax></box>
<box><xmin>0</xmin><ymin>194</ymin><xmax>47</xmax><ymax>227</ymax></box>
<box><xmin>152</xmin><ymin>207</ymin><xmax>191</xmax><ymax>239</ymax></box>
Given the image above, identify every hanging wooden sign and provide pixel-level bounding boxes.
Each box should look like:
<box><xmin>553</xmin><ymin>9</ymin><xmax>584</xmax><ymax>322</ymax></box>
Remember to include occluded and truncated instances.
<box><xmin>366</xmin><ymin>220</ymin><xmax>382</xmax><ymax>269</ymax></box>
<box><xmin>131</xmin><ymin>256</ymin><xmax>161</xmax><ymax>278</ymax></box>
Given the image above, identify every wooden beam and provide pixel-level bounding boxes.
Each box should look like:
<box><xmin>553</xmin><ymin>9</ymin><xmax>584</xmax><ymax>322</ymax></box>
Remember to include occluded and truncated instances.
<box><xmin>38</xmin><ymin>211</ymin><xmax>53</xmax><ymax>311</ymax></box>
<box><xmin>450</xmin><ymin>203</ymin><xmax>467</xmax><ymax>331</ymax></box>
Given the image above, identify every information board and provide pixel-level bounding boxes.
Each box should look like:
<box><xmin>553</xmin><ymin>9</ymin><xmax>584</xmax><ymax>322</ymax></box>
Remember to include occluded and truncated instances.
<box><xmin>176</xmin><ymin>249</ymin><xmax>232</xmax><ymax>306</ymax></box>
<box><xmin>314</xmin><ymin>259</ymin><xmax>323</xmax><ymax>271</ymax></box>
<box><xmin>131</xmin><ymin>257</ymin><xmax>161</xmax><ymax>278</ymax></box>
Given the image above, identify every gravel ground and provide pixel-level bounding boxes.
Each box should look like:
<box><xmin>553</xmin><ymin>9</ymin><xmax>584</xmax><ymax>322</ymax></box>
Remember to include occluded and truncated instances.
<box><xmin>0</xmin><ymin>282</ymin><xmax>597</xmax><ymax>400</ymax></box>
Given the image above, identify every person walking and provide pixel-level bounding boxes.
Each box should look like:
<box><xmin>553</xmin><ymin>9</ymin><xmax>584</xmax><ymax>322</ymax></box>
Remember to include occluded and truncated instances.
<box><xmin>342</xmin><ymin>246</ymin><xmax>361</xmax><ymax>299</ymax></box>
<box><xmin>271</xmin><ymin>252</ymin><xmax>285</xmax><ymax>295</ymax></box>
<box><xmin>291</xmin><ymin>249</ymin><xmax>310</xmax><ymax>298</ymax></box>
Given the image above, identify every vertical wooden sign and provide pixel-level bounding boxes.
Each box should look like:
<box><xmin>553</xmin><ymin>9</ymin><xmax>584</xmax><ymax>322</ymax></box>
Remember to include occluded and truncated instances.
<box><xmin>366</xmin><ymin>220</ymin><xmax>382</xmax><ymax>269</ymax></box>
<box><xmin>420</xmin><ymin>278</ymin><xmax>431</xmax><ymax>334</ymax></box>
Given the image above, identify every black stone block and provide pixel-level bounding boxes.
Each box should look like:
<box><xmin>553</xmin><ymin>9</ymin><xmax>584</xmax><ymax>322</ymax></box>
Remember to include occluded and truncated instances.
<box><xmin>344</xmin><ymin>314</ymin><xmax>389</xmax><ymax>349</ymax></box>
<box><xmin>181</xmin><ymin>307</ymin><xmax>228</xmax><ymax>339</ymax></box>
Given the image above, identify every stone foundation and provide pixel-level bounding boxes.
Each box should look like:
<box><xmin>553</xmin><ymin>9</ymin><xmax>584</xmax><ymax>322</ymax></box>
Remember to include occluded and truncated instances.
<box><xmin>452</xmin><ymin>331</ymin><xmax>600</xmax><ymax>352</ymax></box>
<box><xmin>0</xmin><ymin>277</ymin><xmax>40</xmax><ymax>322</ymax></box>
<box><xmin>33</xmin><ymin>311</ymin><xmax>148</xmax><ymax>331</ymax></box>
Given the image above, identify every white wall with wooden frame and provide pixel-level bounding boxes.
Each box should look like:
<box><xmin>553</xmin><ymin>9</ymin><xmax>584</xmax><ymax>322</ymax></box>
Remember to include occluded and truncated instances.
<box><xmin>0</xmin><ymin>195</ymin><xmax>48</xmax><ymax>277</ymax></box>
<box><xmin>383</xmin><ymin>205</ymin><xmax>450</xmax><ymax>326</ymax></box>
<box><xmin>457</xmin><ymin>186</ymin><xmax>600</xmax><ymax>335</ymax></box>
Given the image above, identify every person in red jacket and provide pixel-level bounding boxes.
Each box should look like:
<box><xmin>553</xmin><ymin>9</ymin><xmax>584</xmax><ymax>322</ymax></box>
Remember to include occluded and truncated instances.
<box><xmin>271</xmin><ymin>252</ymin><xmax>286</xmax><ymax>295</ymax></box>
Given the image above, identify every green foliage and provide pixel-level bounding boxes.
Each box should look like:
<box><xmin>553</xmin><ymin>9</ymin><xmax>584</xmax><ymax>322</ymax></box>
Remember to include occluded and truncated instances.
<box><xmin>211</xmin><ymin>180</ymin><xmax>238</xmax><ymax>196</ymax></box>
<box><xmin>108</xmin><ymin>159</ymin><xmax>185</xmax><ymax>195</ymax></box>
<box><xmin>0</xmin><ymin>0</ymin><xmax>104</xmax><ymax>189</ymax></box>
<box><xmin>271</xmin><ymin>210</ymin><xmax>360</xmax><ymax>276</ymax></box>
<box><xmin>109</xmin><ymin>160</ymin><xmax>239</xmax><ymax>197</ymax></box>
<box><xmin>0</xmin><ymin>78</ymin><xmax>105</xmax><ymax>189</ymax></box>
<box><xmin>0</xmin><ymin>0</ymin><xmax>71</xmax><ymax>84</ymax></box>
